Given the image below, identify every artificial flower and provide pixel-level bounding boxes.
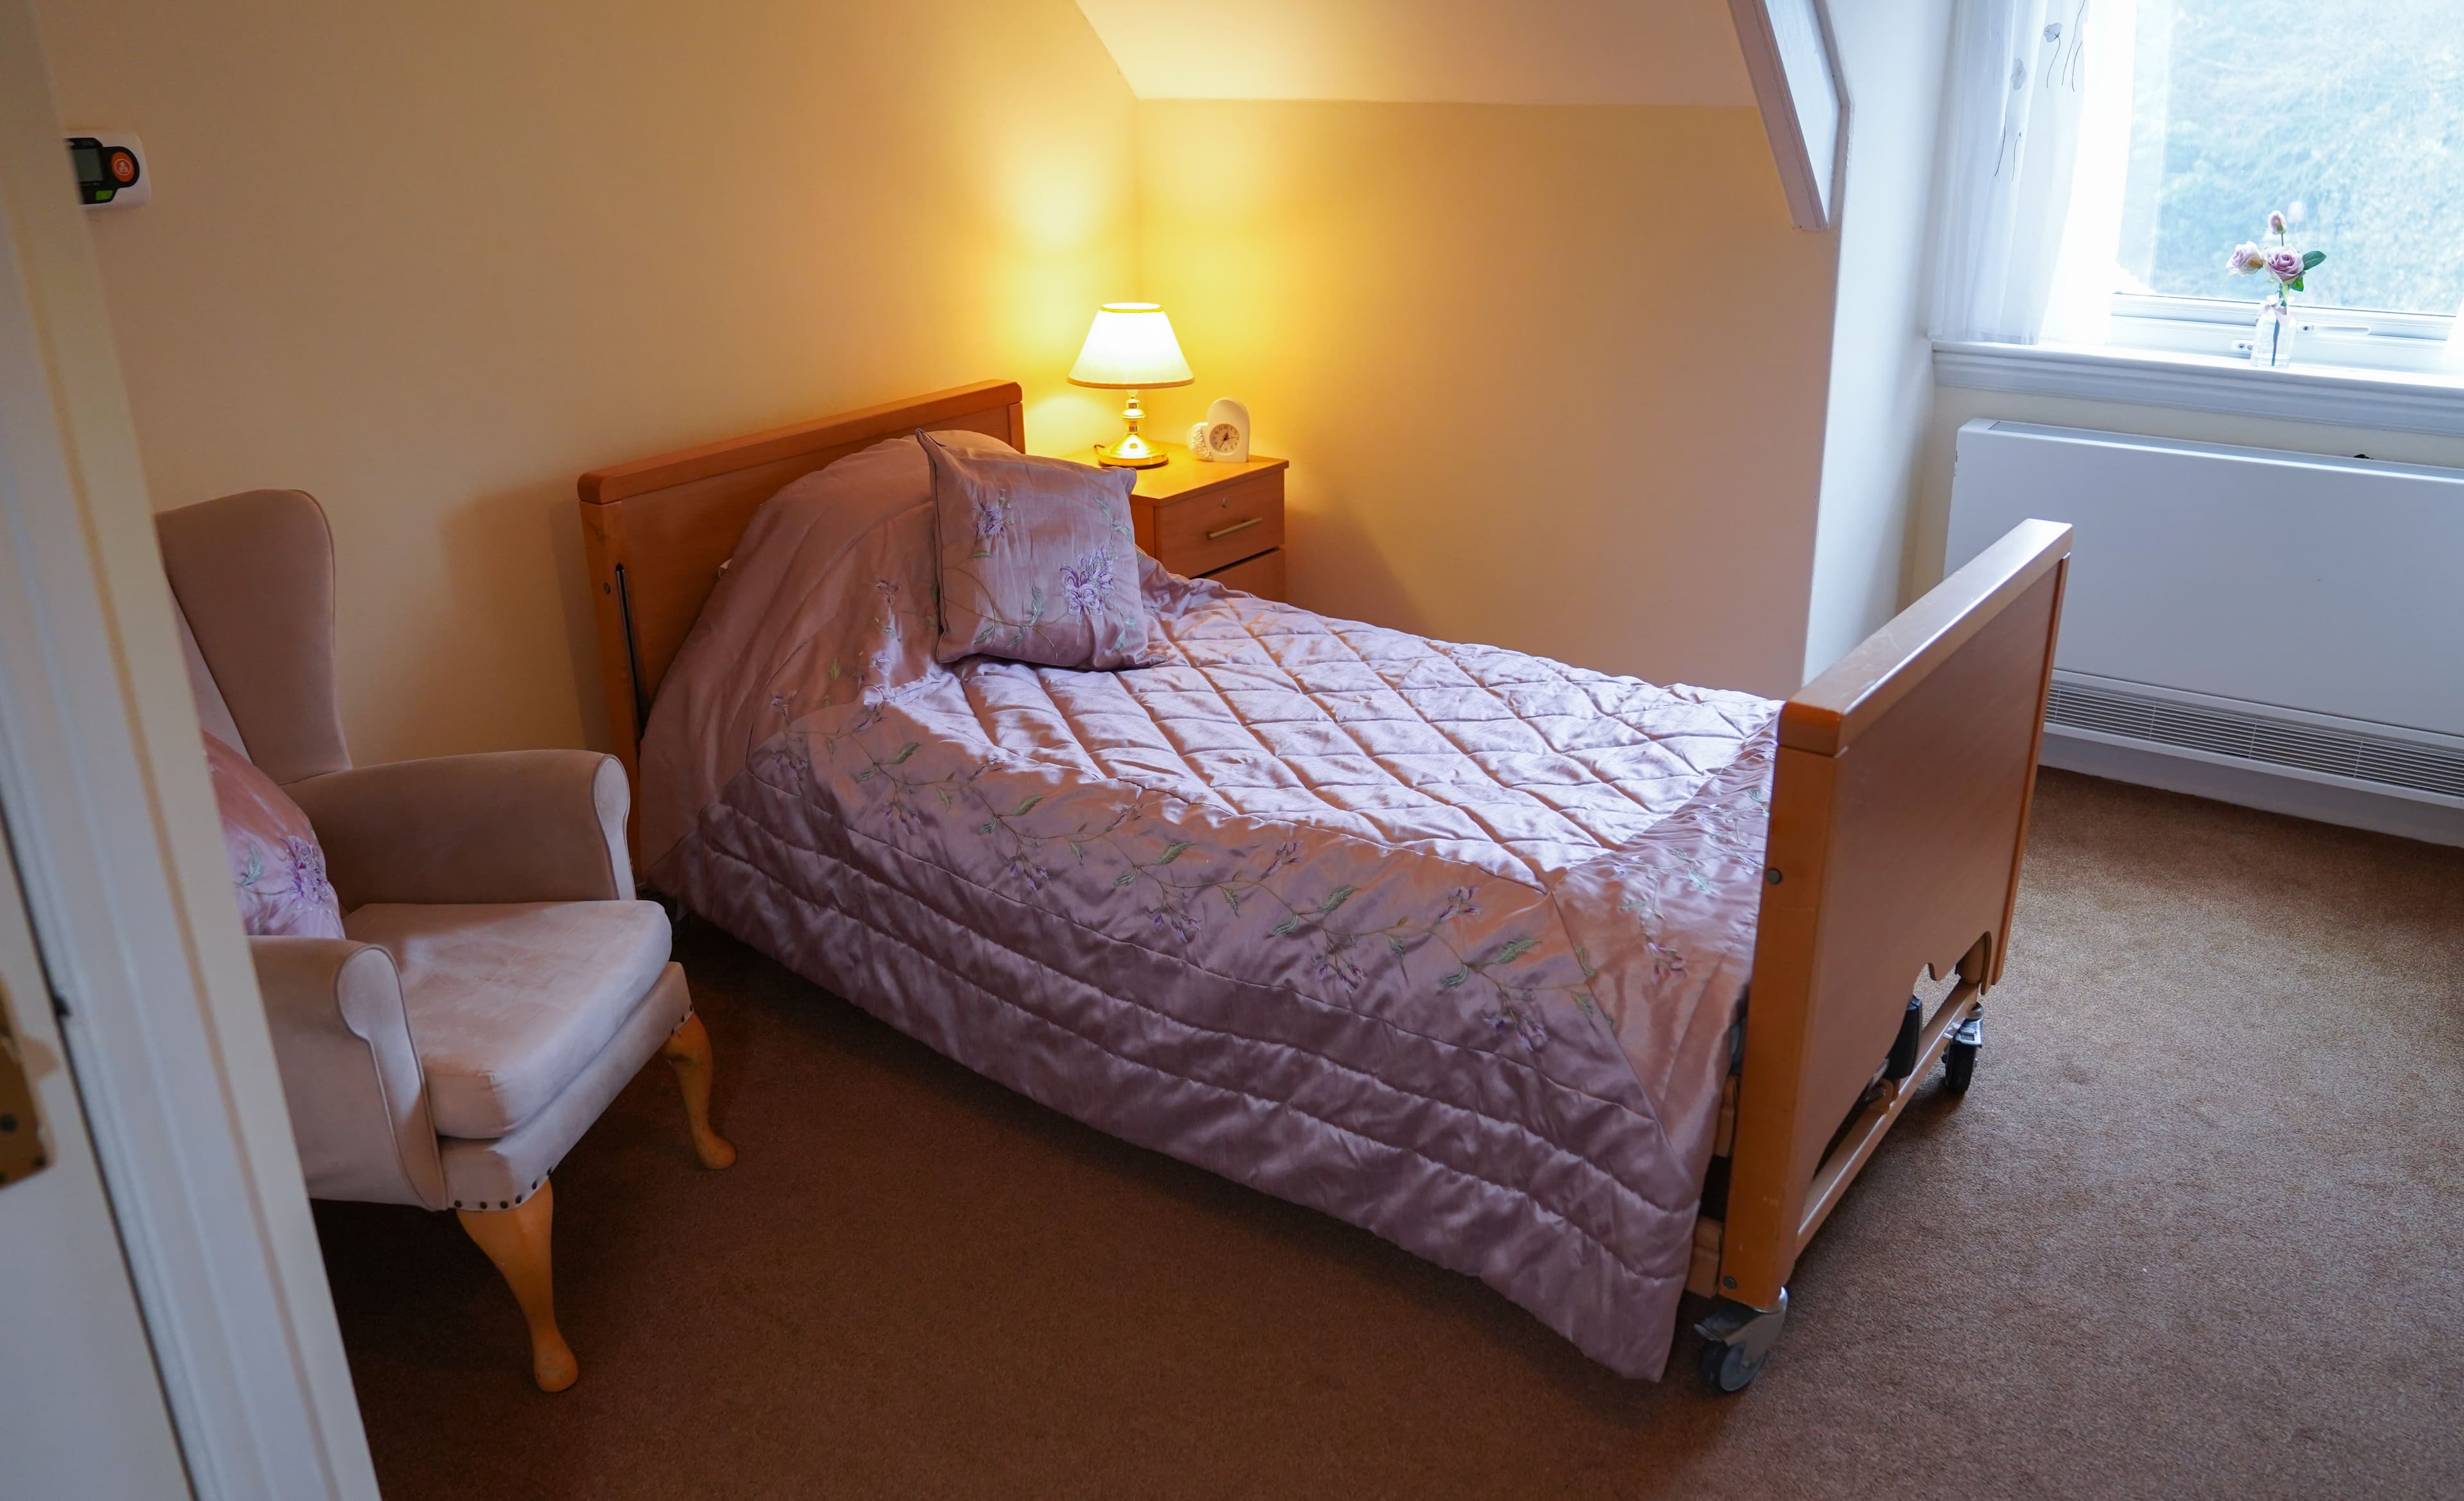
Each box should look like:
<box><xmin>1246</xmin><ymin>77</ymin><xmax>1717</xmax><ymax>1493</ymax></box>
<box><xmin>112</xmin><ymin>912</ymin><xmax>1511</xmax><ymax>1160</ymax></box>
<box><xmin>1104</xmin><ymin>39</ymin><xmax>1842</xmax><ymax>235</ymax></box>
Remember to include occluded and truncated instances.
<box><xmin>2266</xmin><ymin>248</ymin><xmax>2304</xmax><ymax>283</ymax></box>
<box><xmin>2268</xmin><ymin>210</ymin><xmax>2288</xmax><ymax>235</ymax></box>
<box><xmin>2227</xmin><ymin>241</ymin><xmax>2270</xmax><ymax>275</ymax></box>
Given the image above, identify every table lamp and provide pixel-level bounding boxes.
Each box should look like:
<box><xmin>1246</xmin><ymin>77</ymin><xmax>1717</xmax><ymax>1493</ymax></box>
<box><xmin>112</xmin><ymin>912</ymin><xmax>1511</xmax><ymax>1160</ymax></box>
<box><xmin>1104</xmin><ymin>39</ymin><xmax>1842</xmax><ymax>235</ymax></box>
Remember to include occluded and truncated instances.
<box><xmin>1068</xmin><ymin>302</ymin><xmax>1194</xmax><ymax>468</ymax></box>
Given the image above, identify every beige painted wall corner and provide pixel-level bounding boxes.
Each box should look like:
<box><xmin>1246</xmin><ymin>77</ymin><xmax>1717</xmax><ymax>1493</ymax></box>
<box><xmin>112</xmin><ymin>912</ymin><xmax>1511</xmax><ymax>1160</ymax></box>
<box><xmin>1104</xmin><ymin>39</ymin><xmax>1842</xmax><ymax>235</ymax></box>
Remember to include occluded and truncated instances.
<box><xmin>1136</xmin><ymin>98</ymin><xmax>1837</xmax><ymax>698</ymax></box>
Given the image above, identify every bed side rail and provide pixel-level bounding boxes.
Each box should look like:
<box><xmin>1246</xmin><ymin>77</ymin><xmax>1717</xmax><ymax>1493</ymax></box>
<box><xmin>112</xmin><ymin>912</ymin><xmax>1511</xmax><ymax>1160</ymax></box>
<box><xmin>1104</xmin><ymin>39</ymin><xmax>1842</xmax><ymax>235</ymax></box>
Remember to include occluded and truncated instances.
<box><xmin>1717</xmin><ymin>518</ymin><xmax>2071</xmax><ymax>1312</ymax></box>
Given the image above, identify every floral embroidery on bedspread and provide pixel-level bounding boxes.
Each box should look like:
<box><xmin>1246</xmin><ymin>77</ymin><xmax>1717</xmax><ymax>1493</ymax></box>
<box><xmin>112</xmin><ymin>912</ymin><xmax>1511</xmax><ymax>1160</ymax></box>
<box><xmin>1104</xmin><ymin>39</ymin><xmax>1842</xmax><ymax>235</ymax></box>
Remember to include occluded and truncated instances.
<box><xmin>748</xmin><ymin>701</ymin><xmax>1618</xmax><ymax>1061</ymax></box>
<box><xmin>752</xmin><ymin>576</ymin><xmax>937</xmax><ymax>755</ymax></box>
<box><xmin>738</xmin><ymin>642</ymin><xmax>1774</xmax><ymax>1146</ymax></box>
<box><xmin>670</xmin><ymin>565</ymin><xmax>1782</xmax><ymax>1142</ymax></box>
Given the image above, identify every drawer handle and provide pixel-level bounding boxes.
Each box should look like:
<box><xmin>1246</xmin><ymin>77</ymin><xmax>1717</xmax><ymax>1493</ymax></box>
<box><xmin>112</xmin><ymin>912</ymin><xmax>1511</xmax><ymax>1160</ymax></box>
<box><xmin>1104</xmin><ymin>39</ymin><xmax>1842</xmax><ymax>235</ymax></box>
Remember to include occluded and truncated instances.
<box><xmin>1205</xmin><ymin>517</ymin><xmax>1265</xmax><ymax>542</ymax></box>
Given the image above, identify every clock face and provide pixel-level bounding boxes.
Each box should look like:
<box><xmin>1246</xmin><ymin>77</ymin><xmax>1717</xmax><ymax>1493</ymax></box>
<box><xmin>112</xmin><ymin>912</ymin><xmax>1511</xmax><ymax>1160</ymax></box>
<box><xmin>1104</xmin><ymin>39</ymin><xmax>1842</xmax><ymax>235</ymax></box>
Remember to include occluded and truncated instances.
<box><xmin>1206</xmin><ymin>422</ymin><xmax>1241</xmax><ymax>455</ymax></box>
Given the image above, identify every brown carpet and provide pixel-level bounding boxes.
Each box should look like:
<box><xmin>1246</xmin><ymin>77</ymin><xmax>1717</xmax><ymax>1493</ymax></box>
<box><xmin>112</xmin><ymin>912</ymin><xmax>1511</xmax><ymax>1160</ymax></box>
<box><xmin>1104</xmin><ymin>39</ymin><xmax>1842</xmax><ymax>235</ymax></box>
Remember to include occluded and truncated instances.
<box><xmin>317</xmin><ymin>770</ymin><xmax>2464</xmax><ymax>1500</ymax></box>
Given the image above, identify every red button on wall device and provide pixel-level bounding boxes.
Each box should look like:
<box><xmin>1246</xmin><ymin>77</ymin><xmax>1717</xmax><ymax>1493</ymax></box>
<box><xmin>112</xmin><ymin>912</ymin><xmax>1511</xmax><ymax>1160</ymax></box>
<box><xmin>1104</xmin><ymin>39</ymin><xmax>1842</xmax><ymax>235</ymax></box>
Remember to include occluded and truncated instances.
<box><xmin>108</xmin><ymin>150</ymin><xmax>136</xmax><ymax>183</ymax></box>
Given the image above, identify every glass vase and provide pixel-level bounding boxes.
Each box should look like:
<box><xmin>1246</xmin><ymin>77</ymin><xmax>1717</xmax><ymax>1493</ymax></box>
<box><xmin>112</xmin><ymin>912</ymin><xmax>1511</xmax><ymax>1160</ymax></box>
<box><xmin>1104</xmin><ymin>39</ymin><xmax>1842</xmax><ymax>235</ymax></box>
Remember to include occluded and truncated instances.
<box><xmin>2251</xmin><ymin>300</ymin><xmax>2298</xmax><ymax>368</ymax></box>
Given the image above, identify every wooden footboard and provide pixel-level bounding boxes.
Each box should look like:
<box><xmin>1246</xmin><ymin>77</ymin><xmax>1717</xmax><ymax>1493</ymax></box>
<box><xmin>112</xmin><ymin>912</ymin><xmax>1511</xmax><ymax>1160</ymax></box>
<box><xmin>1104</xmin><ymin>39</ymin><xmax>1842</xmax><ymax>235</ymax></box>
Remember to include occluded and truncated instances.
<box><xmin>1711</xmin><ymin>519</ymin><xmax>2071</xmax><ymax>1317</ymax></box>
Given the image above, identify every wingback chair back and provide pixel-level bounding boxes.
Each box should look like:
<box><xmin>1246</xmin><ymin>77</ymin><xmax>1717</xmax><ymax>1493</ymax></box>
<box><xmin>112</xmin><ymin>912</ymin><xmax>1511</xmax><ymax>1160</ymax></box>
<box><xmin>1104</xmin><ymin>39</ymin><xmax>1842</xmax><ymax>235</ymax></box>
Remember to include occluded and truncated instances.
<box><xmin>157</xmin><ymin>488</ymin><xmax>351</xmax><ymax>784</ymax></box>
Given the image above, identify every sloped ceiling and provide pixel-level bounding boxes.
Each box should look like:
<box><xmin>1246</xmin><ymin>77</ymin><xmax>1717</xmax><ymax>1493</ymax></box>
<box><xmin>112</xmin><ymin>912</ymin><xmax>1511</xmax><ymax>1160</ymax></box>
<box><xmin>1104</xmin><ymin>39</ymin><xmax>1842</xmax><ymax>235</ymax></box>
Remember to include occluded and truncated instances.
<box><xmin>1072</xmin><ymin>0</ymin><xmax>1754</xmax><ymax>107</ymax></box>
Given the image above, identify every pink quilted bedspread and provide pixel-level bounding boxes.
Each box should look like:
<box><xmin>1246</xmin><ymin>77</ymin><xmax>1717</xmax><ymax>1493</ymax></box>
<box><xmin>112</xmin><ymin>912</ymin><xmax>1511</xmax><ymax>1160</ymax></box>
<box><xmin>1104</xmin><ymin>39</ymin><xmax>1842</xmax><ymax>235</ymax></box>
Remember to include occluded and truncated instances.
<box><xmin>643</xmin><ymin>438</ymin><xmax>1777</xmax><ymax>1377</ymax></box>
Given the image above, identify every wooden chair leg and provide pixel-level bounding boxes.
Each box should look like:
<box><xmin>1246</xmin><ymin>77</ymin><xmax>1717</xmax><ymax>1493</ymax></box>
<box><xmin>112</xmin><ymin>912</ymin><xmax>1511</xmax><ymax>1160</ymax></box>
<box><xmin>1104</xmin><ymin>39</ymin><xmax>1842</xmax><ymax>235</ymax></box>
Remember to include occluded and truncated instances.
<box><xmin>660</xmin><ymin>1011</ymin><xmax>736</xmax><ymax>1169</ymax></box>
<box><xmin>457</xmin><ymin>1178</ymin><xmax>579</xmax><ymax>1393</ymax></box>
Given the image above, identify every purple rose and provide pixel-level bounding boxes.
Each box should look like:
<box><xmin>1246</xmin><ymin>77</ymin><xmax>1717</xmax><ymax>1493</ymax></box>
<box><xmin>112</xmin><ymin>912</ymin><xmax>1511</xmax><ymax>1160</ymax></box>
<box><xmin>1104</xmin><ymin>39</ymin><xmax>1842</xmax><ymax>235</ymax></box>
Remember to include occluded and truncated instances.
<box><xmin>2265</xmin><ymin>249</ymin><xmax>2303</xmax><ymax>283</ymax></box>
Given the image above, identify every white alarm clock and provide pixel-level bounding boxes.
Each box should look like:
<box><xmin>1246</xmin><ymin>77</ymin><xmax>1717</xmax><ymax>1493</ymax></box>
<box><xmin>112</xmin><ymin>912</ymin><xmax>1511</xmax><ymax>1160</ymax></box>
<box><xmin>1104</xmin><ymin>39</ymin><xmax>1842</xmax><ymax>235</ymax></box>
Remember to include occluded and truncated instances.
<box><xmin>1186</xmin><ymin>398</ymin><xmax>1250</xmax><ymax>463</ymax></box>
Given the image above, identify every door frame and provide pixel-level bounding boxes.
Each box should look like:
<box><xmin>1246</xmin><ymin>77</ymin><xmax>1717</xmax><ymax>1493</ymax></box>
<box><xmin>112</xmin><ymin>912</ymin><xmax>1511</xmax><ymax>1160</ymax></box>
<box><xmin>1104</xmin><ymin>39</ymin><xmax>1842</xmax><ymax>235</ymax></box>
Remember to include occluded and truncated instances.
<box><xmin>0</xmin><ymin>8</ymin><xmax>378</xmax><ymax>1498</ymax></box>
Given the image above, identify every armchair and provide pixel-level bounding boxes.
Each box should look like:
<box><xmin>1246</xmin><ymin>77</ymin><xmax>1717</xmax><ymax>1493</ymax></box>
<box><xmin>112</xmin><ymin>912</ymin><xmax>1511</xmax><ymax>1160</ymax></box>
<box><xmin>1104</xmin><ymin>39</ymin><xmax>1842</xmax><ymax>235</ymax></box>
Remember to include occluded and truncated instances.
<box><xmin>158</xmin><ymin>488</ymin><xmax>732</xmax><ymax>1392</ymax></box>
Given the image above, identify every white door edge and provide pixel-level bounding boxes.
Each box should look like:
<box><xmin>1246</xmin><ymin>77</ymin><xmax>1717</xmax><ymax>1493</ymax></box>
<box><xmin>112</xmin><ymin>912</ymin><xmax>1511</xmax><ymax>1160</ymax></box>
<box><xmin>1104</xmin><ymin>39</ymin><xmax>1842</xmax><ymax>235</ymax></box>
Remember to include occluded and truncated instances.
<box><xmin>0</xmin><ymin>8</ymin><xmax>379</xmax><ymax>1498</ymax></box>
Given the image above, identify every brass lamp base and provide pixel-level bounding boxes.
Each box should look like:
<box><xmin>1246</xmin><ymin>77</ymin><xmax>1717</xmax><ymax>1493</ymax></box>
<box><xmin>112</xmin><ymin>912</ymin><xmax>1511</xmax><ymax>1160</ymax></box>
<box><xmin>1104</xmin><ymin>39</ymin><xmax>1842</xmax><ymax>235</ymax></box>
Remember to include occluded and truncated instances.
<box><xmin>1095</xmin><ymin>434</ymin><xmax>1168</xmax><ymax>469</ymax></box>
<box><xmin>1094</xmin><ymin>390</ymin><xmax>1170</xmax><ymax>468</ymax></box>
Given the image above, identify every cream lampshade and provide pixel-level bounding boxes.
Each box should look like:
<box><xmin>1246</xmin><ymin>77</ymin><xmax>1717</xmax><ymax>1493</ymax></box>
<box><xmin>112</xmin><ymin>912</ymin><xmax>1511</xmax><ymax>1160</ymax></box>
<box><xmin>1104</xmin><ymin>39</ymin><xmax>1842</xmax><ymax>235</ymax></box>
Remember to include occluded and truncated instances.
<box><xmin>1068</xmin><ymin>302</ymin><xmax>1194</xmax><ymax>468</ymax></box>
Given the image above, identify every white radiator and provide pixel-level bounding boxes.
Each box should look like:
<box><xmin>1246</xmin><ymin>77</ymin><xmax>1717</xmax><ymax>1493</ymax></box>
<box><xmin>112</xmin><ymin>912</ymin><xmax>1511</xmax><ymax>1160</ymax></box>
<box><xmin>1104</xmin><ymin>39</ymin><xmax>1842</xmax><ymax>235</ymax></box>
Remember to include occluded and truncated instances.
<box><xmin>1946</xmin><ymin>420</ymin><xmax>2464</xmax><ymax>846</ymax></box>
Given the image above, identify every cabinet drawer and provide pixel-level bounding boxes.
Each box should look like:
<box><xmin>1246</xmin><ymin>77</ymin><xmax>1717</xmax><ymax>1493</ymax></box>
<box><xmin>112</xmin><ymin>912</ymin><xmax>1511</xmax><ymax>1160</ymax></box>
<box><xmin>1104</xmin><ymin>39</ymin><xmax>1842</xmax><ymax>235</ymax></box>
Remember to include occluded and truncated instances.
<box><xmin>1153</xmin><ymin>473</ymin><xmax>1284</xmax><ymax>577</ymax></box>
<box><xmin>1201</xmin><ymin>547</ymin><xmax>1285</xmax><ymax>601</ymax></box>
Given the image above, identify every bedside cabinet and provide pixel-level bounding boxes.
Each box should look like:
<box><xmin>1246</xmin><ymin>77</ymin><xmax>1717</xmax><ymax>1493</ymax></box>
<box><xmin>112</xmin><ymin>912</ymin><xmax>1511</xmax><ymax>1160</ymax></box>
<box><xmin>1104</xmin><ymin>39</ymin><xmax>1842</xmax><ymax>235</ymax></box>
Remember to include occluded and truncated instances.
<box><xmin>1113</xmin><ymin>442</ymin><xmax>1287</xmax><ymax>601</ymax></box>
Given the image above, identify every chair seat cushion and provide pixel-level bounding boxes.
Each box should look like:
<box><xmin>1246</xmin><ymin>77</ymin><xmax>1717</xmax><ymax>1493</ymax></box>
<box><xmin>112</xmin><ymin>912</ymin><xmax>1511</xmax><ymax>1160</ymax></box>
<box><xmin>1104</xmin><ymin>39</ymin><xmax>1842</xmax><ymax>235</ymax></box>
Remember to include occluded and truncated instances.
<box><xmin>344</xmin><ymin>900</ymin><xmax>672</xmax><ymax>1138</ymax></box>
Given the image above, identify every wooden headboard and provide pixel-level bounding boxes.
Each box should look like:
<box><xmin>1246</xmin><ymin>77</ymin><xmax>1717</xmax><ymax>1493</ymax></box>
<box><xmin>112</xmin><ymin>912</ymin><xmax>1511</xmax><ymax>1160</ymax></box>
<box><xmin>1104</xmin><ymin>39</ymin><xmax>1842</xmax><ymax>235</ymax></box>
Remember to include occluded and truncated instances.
<box><xmin>577</xmin><ymin>379</ymin><xmax>1023</xmax><ymax>805</ymax></box>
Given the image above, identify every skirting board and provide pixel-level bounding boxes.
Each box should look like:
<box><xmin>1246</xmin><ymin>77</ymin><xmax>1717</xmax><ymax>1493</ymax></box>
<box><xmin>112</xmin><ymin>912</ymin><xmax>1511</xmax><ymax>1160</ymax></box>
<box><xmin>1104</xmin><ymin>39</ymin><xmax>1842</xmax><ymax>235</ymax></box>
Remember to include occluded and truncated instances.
<box><xmin>2043</xmin><ymin>728</ymin><xmax>2464</xmax><ymax>849</ymax></box>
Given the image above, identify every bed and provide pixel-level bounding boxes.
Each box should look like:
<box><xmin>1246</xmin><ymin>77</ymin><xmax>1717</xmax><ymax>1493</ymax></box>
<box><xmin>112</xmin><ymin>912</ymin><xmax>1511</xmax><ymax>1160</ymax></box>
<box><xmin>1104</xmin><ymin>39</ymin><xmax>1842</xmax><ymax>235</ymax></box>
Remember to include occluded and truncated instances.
<box><xmin>577</xmin><ymin>381</ymin><xmax>2070</xmax><ymax>1389</ymax></box>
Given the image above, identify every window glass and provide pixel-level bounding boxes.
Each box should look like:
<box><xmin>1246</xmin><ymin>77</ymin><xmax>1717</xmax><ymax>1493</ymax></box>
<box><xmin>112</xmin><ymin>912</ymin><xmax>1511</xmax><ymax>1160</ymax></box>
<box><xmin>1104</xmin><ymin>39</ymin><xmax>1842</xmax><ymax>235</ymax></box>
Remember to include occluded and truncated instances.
<box><xmin>2118</xmin><ymin>0</ymin><xmax>2464</xmax><ymax>316</ymax></box>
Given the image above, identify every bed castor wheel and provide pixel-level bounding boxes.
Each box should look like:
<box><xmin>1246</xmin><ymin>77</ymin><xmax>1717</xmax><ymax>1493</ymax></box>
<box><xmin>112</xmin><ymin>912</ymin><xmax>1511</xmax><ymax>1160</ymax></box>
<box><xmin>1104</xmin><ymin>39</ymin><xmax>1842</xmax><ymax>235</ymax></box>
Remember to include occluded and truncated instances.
<box><xmin>1692</xmin><ymin>1287</ymin><xmax>1788</xmax><ymax>1394</ymax></box>
<box><xmin>1698</xmin><ymin>1335</ymin><xmax>1769</xmax><ymax>1393</ymax></box>
<box><xmin>1942</xmin><ymin>1010</ymin><xmax>1983</xmax><ymax>1095</ymax></box>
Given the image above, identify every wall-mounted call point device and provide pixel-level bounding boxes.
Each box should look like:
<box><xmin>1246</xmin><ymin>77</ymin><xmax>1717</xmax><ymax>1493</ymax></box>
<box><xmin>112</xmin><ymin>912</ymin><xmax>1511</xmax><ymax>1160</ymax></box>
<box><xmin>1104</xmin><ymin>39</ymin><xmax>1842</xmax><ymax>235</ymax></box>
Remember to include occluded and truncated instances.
<box><xmin>66</xmin><ymin>133</ymin><xmax>147</xmax><ymax>209</ymax></box>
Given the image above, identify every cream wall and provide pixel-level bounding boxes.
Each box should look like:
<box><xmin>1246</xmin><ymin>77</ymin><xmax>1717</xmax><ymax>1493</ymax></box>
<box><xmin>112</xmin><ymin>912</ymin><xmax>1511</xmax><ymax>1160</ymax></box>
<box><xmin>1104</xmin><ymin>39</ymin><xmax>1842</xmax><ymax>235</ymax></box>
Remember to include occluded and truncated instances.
<box><xmin>47</xmin><ymin>3</ymin><xmax>1892</xmax><ymax>746</ymax></box>
<box><xmin>1910</xmin><ymin>387</ymin><xmax>2464</xmax><ymax>601</ymax></box>
<box><xmin>1800</xmin><ymin>0</ymin><xmax>1955</xmax><ymax>680</ymax></box>
<box><xmin>1136</xmin><ymin>101</ymin><xmax>1838</xmax><ymax>698</ymax></box>
<box><xmin>38</xmin><ymin>0</ymin><xmax>1140</xmax><ymax>762</ymax></box>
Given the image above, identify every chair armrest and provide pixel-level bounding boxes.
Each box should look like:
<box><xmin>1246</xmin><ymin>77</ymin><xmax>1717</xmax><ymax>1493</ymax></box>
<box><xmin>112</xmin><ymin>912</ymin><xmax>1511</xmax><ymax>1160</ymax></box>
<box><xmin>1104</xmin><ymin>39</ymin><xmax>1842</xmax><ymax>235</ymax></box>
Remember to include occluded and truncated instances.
<box><xmin>287</xmin><ymin>750</ymin><xmax>633</xmax><ymax>907</ymax></box>
<box><xmin>252</xmin><ymin>936</ymin><xmax>446</xmax><ymax>1210</ymax></box>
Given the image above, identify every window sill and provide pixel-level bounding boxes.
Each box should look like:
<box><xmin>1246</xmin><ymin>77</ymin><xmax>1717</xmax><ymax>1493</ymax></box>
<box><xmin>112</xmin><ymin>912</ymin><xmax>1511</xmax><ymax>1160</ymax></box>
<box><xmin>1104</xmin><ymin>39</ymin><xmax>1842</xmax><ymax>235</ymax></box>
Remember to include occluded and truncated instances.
<box><xmin>1933</xmin><ymin>339</ymin><xmax>2464</xmax><ymax>440</ymax></box>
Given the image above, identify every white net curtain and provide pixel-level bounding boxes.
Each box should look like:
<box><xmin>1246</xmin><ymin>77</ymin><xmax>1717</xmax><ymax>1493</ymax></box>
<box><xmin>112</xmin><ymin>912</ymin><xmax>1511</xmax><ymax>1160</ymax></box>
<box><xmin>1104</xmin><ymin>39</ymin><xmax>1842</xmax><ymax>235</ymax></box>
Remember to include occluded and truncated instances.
<box><xmin>1930</xmin><ymin>0</ymin><xmax>2139</xmax><ymax>347</ymax></box>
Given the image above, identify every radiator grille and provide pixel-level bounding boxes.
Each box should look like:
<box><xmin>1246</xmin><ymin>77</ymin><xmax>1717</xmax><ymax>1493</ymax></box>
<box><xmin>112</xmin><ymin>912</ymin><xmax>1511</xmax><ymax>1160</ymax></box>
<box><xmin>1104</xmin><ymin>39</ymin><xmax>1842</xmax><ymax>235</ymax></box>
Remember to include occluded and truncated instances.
<box><xmin>2046</xmin><ymin>680</ymin><xmax>2464</xmax><ymax>803</ymax></box>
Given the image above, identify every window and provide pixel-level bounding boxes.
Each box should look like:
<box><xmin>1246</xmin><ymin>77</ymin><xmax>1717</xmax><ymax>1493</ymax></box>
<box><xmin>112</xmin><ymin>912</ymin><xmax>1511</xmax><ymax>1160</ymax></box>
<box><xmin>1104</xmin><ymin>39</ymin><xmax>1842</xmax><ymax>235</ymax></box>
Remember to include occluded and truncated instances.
<box><xmin>2106</xmin><ymin>0</ymin><xmax>2464</xmax><ymax>372</ymax></box>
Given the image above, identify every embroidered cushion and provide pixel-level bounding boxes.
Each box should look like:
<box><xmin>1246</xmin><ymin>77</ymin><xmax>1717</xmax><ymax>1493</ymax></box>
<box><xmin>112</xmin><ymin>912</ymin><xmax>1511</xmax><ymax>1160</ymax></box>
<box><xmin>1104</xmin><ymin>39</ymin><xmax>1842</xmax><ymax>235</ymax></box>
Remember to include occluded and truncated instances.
<box><xmin>920</xmin><ymin>429</ymin><xmax>1158</xmax><ymax>670</ymax></box>
<box><xmin>203</xmin><ymin>732</ymin><xmax>345</xmax><ymax>938</ymax></box>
